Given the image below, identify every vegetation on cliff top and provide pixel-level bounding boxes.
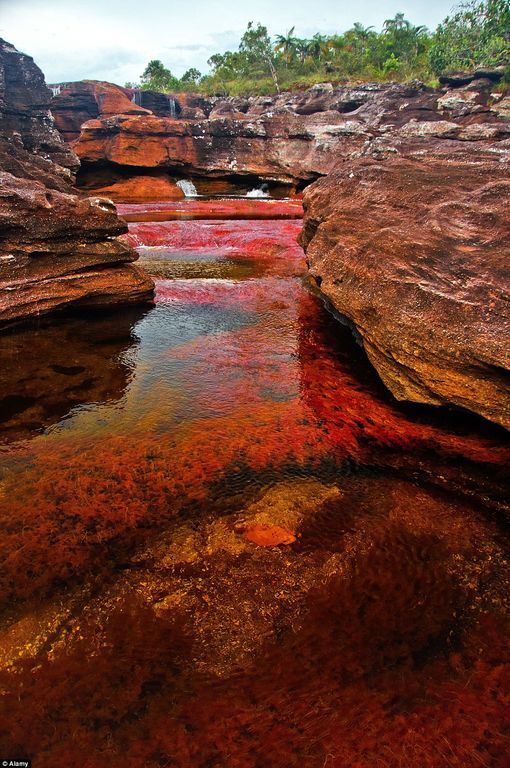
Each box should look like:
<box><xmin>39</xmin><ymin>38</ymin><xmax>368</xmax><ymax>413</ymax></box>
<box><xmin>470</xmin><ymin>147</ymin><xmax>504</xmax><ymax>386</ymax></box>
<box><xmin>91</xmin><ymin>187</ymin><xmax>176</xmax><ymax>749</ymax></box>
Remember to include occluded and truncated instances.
<box><xmin>126</xmin><ymin>0</ymin><xmax>510</xmax><ymax>95</ymax></box>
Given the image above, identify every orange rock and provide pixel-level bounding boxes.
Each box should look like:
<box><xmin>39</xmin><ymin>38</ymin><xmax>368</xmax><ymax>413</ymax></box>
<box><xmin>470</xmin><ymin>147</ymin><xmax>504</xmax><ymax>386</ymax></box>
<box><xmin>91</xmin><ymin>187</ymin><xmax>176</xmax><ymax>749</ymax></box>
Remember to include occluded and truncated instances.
<box><xmin>51</xmin><ymin>80</ymin><xmax>150</xmax><ymax>141</ymax></box>
<box><xmin>90</xmin><ymin>175</ymin><xmax>185</xmax><ymax>203</ymax></box>
<box><xmin>0</xmin><ymin>41</ymin><xmax>155</xmax><ymax>329</ymax></box>
<box><xmin>235</xmin><ymin>523</ymin><xmax>296</xmax><ymax>547</ymax></box>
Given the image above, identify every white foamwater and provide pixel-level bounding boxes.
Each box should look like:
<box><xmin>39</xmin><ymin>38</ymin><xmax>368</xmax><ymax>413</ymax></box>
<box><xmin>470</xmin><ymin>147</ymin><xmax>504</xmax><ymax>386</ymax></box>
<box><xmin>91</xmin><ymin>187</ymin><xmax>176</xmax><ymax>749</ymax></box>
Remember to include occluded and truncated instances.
<box><xmin>177</xmin><ymin>179</ymin><xmax>198</xmax><ymax>197</ymax></box>
<box><xmin>246</xmin><ymin>187</ymin><xmax>270</xmax><ymax>198</ymax></box>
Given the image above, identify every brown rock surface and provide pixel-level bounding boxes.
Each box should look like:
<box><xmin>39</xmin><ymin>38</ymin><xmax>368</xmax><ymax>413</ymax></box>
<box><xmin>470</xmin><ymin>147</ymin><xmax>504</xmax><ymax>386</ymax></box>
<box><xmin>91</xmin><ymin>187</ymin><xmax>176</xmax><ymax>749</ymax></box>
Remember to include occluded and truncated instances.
<box><xmin>50</xmin><ymin>80</ymin><xmax>149</xmax><ymax>142</ymax></box>
<box><xmin>300</xmin><ymin>139</ymin><xmax>510</xmax><ymax>429</ymax></box>
<box><xmin>0</xmin><ymin>39</ymin><xmax>154</xmax><ymax>329</ymax></box>
<box><xmin>86</xmin><ymin>174</ymin><xmax>185</xmax><ymax>202</ymax></box>
<box><xmin>68</xmin><ymin>82</ymin><xmax>423</xmax><ymax>186</ymax></box>
<box><xmin>57</xmin><ymin>79</ymin><xmax>510</xmax><ymax>195</ymax></box>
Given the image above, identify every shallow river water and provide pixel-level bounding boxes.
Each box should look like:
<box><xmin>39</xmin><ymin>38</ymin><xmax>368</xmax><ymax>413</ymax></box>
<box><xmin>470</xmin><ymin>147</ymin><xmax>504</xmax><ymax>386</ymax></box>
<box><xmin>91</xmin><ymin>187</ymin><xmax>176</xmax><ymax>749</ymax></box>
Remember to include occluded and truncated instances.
<box><xmin>0</xmin><ymin>200</ymin><xmax>509</xmax><ymax>767</ymax></box>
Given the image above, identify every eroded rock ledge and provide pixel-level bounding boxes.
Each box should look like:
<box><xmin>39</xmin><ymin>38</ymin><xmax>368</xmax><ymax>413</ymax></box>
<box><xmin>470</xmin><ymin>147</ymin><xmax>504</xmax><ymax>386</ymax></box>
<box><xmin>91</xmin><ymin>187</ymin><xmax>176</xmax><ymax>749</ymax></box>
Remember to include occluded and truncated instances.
<box><xmin>0</xmin><ymin>39</ymin><xmax>154</xmax><ymax>329</ymax></box>
<box><xmin>300</xmin><ymin>138</ymin><xmax>510</xmax><ymax>429</ymax></box>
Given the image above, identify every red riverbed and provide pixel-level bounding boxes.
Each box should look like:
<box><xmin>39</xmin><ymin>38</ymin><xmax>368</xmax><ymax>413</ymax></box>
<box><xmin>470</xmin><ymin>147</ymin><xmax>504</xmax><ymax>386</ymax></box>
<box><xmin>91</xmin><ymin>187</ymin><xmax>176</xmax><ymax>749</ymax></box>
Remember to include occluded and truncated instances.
<box><xmin>0</xmin><ymin>200</ymin><xmax>509</xmax><ymax>768</ymax></box>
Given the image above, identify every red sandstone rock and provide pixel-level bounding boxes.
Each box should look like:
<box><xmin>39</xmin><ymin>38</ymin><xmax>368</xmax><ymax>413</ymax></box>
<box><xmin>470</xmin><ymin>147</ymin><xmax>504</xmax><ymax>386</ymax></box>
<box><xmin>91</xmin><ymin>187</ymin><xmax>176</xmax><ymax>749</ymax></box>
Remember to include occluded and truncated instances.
<box><xmin>72</xmin><ymin>109</ymin><xmax>367</xmax><ymax>184</ymax></box>
<box><xmin>89</xmin><ymin>174</ymin><xmax>185</xmax><ymax>202</ymax></box>
<box><xmin>0</xmin><ymin>172</ymin><xmax>154</xmax><ymax>326</ymax></box>
<box><xmin>54</xmin><ymin>79</ymin><xmax>509</xmax><ymax>200</ymax></box>
<box><xmin>235</xmin><ymin>523</ymin><xmax>296</xmax><ymax>547</ymax></box>
<box><xmin>301</xmin><ymin>140</ymin><xmax>510</xmax><ymax>429</ymax></box>
<box><xmin>51</xmin><ymin>80</ymin><xmax>149</xmax><ymax>142</ymax></box>
<box><xmin>0</xmin><ymin>40</ymin><xmax>154</xmax><ymax>328</ymax></box>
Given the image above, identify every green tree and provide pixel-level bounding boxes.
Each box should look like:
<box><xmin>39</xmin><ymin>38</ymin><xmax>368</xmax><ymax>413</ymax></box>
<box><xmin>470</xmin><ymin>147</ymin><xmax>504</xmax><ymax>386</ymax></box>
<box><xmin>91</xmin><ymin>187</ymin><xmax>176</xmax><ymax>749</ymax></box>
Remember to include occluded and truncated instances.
<box><xmin>429</xmin><ymin>0</ymin><xmax>510</xmax><ymax>73</ymax></box>
<box><xmin>274</xmin><ymin>27</ymin><xmax>298</xmax><ymax>65</ymax></box>
<box><xmin>140</xmin><ymin>59</ymin><xmax>180</xmax><ymax>91</ymax></box>
<box><xmin>239</xmin><ymin>22</ymin><xmax>280</xmax><ymax>91</ymax></box>
<box><xmin>383</xmin><ymin>14</ymin><xmax>430</xmax><ymax>65</ymax></box>
<box><xmin>181</xmin><ymin>67</ymin><xmax>202</xmax><ymax>86</ymax></box>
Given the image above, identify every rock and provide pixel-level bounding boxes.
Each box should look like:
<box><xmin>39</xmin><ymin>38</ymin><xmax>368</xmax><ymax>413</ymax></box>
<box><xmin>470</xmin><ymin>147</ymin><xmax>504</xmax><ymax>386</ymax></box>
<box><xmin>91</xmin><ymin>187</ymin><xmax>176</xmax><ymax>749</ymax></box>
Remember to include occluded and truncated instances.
<box><xmin>473</xmin><ymin>66</ymin><xmax>507</xmax><ymax>82</ymax></box>
<box><xmin>439</xmin><ymin>72</ymin><xmax>478</xmax><ymax>88</ymax></box>
<box><xmin>235</xmin><ymin>523</ymin><xmax>296</xmax><ymax>547</ymax></box>
<box><xmin>0</xmin><ymin>41</ymin><xmax>78</xmax><ymax>188</ymax></box>
<box><xmin>437</xmin><ymin>89</ymin><xmax>487</xmax><ymax>117</ymax></box>
<box><xmin>300</xmin><ymin>142</ymin><xmax>510</xmax><ymax>429</ymax></box>
<box><xmin>71</xmin><ymin>110</ymin><xmax>364</xmax><ymax>185</ymax></box>
<box><xmin>492</xmin><ymin>95</ymin><xmax>510</xmax><ymax>120</ymax></box>
<box><xmin>117</xmin><ymin>198</ymin><xmax>303</xmax><ymax>222</ymax></box>
<box><xmin>125</xmin><ymin>88</ymin><xmax>181</xmax><ymax>117</ymax></box>
<box><xmin>52</xmin><ymin>79</ymin><xmax>509</xmax><ymax>200</ymax></box>
<box><xmin>50</xmin><ymin>80</ymin><xmax>150</xmax><ymax>142</ymax></box>
<box><xmin>0</xmin><ymin>39</ymin><xmax>154</xmax><ymax>329</ymax></box>
<box><xmin>85</xmin><ymin>174</ymin><xmax>186</xmax><ymax>202</ymax></box>
<box><xmin>439</xmin><ymin>67</ymin><xmax>506</xmax><ymax>88</ymax></box>
<box><xmin>58</xmin><ymin>82</ymin><xmax>440</xmax><ymax>193</ymax></box>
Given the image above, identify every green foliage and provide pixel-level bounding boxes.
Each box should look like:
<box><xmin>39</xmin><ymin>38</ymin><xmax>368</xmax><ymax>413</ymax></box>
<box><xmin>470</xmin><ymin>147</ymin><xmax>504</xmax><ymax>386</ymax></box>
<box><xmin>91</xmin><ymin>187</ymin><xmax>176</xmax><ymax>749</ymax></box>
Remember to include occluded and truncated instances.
<box><xmin>429</xmin><ymin>0</ymin><xmax>510</xmax><ymax>73</ymax></box>
<box><xmin>133</xmin><ymin>4</ymin><xmax>510</xmax><ymax>96</ymax></box>
<box><xmin>181</xmin><ymin>67</ymin><xmax>202</xmax><ymax>86</ymax></box>
<box><xmin>140</xmin><ymin>59</ymin><xmax>180</xmax><ymax>91</ymax></box>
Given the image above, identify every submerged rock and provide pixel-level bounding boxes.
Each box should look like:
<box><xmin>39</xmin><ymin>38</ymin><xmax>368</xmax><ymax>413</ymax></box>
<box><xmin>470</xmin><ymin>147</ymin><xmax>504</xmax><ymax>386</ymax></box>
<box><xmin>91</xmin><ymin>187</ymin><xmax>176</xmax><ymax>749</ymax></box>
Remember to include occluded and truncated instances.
<box><xmin>0</xmin><ymin>39</ymin><xmax>154</xmax><ymax>328</ymax></box>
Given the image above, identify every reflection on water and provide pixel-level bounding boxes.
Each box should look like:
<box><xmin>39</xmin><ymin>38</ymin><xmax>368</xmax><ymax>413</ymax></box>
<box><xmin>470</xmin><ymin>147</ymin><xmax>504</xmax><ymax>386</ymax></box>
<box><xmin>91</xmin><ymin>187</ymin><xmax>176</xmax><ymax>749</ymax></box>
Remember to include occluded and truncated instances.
<box><xmin>0</xmin><ymin>307</ymin><xmax>147</xmax><ymax>445</ymax></box>
<box><xmin>0</xmin><ymin>206</ymin><xmax>509</xmax><ymax>767</ymax></box>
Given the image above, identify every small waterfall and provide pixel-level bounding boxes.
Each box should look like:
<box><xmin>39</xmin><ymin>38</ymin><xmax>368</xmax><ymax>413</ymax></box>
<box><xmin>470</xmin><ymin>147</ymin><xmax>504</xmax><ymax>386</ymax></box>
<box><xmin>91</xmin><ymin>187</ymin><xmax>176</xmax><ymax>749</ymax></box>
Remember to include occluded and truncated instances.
<box><xmin>247</xmin><ymin>184</ymin><xmax>270</xmax><ymax>198</ymax></box>
<box><xmin>168</xmin><ymin>97</ymin><xmax>177</xmax><ymax>118</ymax></box>
<box><xmin>131</xmin><ymin>90</ymin><xmax>142</xmax><ymax>106</ymax></box>
<box><xmin>177</xmin><ymin>179</ymin><xmax>198</xmax><ymax>197</ymax></box>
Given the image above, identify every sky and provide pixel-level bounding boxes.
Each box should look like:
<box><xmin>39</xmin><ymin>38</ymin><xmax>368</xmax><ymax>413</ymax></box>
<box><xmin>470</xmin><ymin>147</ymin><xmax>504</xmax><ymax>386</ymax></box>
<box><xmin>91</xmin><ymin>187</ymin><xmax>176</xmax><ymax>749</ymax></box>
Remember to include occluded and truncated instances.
<box><xmin>0</xmin><ymin>0</ymin><xmax>457</xmax><ymax>85</ymax></box>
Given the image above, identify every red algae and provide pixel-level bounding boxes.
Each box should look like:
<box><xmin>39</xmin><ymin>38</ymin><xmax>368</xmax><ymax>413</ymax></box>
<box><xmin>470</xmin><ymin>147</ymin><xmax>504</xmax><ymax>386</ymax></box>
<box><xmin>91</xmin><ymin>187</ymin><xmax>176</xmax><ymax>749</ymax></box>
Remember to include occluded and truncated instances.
<box><xmin>0</xmin><ymin>199</ymin><xmax>509</xmax><ymax>767</ymax></box>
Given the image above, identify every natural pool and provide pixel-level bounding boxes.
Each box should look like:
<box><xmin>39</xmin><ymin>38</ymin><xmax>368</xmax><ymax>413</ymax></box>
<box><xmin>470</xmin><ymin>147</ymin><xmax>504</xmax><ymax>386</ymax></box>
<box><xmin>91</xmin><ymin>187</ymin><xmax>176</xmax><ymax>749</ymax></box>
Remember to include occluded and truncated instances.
<box><xmin>0</xmin><ymin>200</ymin><xmax>509</xmax><ymax>767</ymax></box>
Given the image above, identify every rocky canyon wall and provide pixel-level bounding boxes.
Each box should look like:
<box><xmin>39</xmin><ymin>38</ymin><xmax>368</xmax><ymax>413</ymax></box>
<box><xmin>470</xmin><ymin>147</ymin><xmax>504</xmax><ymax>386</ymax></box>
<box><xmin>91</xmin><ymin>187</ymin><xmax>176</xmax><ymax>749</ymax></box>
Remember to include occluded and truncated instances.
<box><xmin>300</xmin><ymin>78</ymin><xmax>510</xmax><ymax>429</ymax></box>
<box><xmin>50</xmin><ymin>73</ymin><xmax>510</xmax><ymax>428</ymax></box>
<box><xmin>0</xmin><ymin>40</ymin><xmax>154</xmax><ymax>329</ymax></box>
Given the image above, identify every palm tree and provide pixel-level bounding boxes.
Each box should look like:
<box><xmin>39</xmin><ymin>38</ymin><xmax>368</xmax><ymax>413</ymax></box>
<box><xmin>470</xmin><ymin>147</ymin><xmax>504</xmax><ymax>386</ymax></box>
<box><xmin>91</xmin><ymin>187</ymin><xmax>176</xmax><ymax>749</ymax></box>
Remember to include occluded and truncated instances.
<box><xmin>383</xmin><ymin>13</ymin><xmax>411</xmax><ymax>34</ymax></box>
<box><xmin>383</xmin><ymin>15</ymin><xmax>429</xmax><ymax>63</ymax></box>
<box><xmin>295</xmin><ymin>38</ymin><xmax>312</xmax><ymax>65</ymax></box>
<box><xmin>308</xmin><ymin>33</ymin><xmax>333</xmax><ymax>62</ymax></box>
<box><xmin>352</xmin><ymin>23</ymin><xmax>375</xmax><ymax>39</ymax></box>
<box><xmin>274</xmin><ymin>27</ymin><xmax>298</xmax><ymax>65</ymax></box>
<box><xmin>350</xmin><ymin>23</ymin><xmax>375</xmax><ymax>56</ymax></box>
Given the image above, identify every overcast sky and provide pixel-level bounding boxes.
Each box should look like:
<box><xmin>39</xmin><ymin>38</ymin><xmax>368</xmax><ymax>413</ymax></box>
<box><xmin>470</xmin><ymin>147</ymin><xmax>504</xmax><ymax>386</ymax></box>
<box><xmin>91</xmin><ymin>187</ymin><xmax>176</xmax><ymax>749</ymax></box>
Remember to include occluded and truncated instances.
<box><xmin>1</xmin><ymin>0</ymin><xmax>456</xmax><ymax>85</ymax></box>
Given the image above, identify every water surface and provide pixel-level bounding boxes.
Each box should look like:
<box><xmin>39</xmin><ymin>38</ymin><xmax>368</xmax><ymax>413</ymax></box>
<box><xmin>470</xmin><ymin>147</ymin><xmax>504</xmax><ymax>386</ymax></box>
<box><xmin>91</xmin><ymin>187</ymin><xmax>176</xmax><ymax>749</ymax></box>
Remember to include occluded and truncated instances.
<box><xmin>0</xmin><ymin>202</ymin><xmax>509</xmax><ymax>768</ymax></box>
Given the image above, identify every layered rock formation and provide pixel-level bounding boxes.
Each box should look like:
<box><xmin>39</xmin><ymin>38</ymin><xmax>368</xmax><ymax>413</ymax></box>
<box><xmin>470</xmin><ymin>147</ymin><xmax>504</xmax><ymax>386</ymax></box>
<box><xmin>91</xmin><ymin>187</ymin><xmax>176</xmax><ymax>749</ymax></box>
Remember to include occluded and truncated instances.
<box><xmin>53</xmin><ymin>82</ymin><xmax>431</xmax><ymax>191</ymax></box>
<box><xmin>50</xmin><ymin>74</ymin><xmax>510</xmax><ymax>427</ymax></box>
<box><xmin>52</xmin><ymin>79</ymin><xmax>508</xmax><ymax>187</ymax></box>
<box><xmin>301</xmin><ymin>122</ymin><xmax>510</xmax><ymax>429</ymax></box>
<box><xmin>49</xmin><ymin>80</ymin><xmax>150</xmax><ymax>142</ymax></box>
<box><xmin>0</xmin><ymin>40</ymin><xmax>154</xmax><ymax>329</ymax></box>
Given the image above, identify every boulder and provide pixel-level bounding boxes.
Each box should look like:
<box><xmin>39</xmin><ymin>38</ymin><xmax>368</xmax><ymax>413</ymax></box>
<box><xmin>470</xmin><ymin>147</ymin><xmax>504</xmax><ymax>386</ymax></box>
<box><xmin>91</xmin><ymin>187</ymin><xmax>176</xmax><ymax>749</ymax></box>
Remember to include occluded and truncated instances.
<box><xmin>300</xmin><ymin>140</ymin><xmax>510</xmax><ymax>429</ymax></box>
